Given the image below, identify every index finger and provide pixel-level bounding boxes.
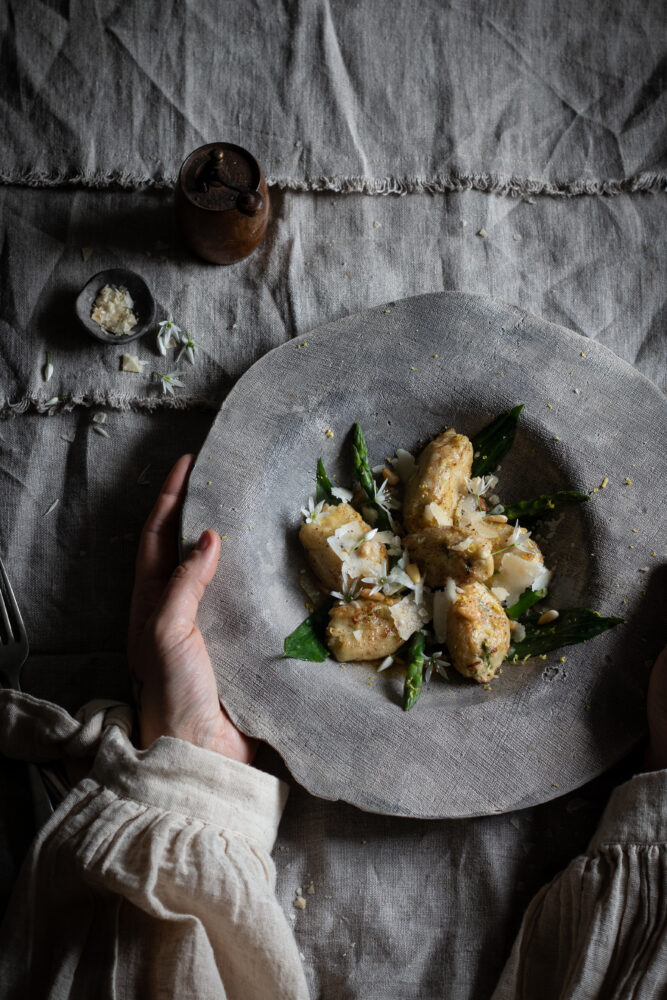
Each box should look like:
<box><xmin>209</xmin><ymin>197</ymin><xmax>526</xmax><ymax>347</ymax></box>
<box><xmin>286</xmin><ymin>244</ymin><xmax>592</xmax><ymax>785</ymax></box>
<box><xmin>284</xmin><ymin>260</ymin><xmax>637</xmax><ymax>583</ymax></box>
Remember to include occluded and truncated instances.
<box><xmin>135</xmin><ymin>454</ymin><xmax>195</xmax><ymax>588</ymax></box>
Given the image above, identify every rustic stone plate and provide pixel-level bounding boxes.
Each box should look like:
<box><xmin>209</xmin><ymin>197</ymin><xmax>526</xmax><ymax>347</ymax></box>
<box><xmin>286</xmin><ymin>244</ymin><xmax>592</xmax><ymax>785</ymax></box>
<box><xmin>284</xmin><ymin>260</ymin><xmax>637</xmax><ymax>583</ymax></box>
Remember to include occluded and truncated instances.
<box><xmin>182</xmin><ymin>292</ymin><xmax>664</xmax><ymax>818</ymax></box>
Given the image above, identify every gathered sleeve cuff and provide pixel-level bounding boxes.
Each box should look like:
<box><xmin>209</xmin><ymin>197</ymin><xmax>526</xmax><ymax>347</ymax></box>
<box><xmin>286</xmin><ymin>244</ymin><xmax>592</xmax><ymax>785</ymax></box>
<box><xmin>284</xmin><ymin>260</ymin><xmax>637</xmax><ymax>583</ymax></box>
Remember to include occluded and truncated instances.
<box><xmin>492</xmin><ymin>769</ymin><xmax>667</xmax><ymax>1000</ymax></box>
<box><xmin>0</xmin><ymin>693</ymin><xmax>309</xmax><ymax>1000</ymax></box>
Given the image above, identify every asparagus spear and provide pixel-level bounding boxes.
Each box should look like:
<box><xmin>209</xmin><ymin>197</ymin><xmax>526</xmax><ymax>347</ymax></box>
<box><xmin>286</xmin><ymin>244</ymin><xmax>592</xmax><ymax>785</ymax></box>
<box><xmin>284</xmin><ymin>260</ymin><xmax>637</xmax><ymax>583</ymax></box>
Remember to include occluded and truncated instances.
<box><xmin>506</xmin><ymin>587</ymin><xmax>547</xmax><ymax>620</ymax></box>
<box><xmin>403</xmin><ymin>631</ymin><xmax>426</xmax><ymax>711</ymax></box>
<box><xmin>283</xmin><ymin>600</ymin><xmax>332</xmax><ymax>662</ymax></box>
<box><xmin>351</xmin><ymin>423</ymin><xmax>391</xmax><ymax>530</ymax></box>
<box><xmin>471</xmin><ymin>404</ymin><xmax>524</xmax><ymax>477</ymax></box>
<box><xmin>508</xmin><ymin>607</ymin><xmax>623</xmax><ymax>660</ymax></box>
<box><xmin>316</xmin><ymin>458</ymin><xmax>341</xmax><ymax>505</ymax></box>
<box><xmin>502</xmin><ymin>491</ymin><xmax>589</xmax><ymax>525</ymax></box>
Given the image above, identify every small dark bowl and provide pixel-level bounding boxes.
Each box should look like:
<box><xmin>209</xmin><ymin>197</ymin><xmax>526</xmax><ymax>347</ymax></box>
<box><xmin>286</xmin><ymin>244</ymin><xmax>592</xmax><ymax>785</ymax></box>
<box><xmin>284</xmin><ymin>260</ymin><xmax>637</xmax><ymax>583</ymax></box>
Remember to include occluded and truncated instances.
<box><xmin>76</xmin><ymin>268</ymin><xmax>156</xmax><ymax>345</ymax></box>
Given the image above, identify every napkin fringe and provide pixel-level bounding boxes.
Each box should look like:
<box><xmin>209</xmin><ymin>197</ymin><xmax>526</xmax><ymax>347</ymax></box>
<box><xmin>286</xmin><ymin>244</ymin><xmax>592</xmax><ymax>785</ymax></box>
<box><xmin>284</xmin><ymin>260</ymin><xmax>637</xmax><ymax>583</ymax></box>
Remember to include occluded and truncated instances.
<box><xmin>270</xmin><ymin>171</ymin><xmax>667</xmax><ymax>198</ymax></box>
<box><xmin>1</xmin><ymin>167</ymin><xmax>665</xmax><ymax>198</ymax></box>
<box><xmin>1</xmin><ymin>393</ymin><xmax>220</xmax><ymax>416</ymax></box>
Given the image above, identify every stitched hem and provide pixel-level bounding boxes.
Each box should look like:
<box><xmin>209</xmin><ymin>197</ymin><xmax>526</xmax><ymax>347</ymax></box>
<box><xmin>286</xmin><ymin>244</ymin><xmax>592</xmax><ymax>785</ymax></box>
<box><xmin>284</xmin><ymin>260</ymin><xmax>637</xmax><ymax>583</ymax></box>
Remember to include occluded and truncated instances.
<box><xmin>1</xmin><ymin>167</ymin><xmax>665</xmax><ymax>197</ymax></box>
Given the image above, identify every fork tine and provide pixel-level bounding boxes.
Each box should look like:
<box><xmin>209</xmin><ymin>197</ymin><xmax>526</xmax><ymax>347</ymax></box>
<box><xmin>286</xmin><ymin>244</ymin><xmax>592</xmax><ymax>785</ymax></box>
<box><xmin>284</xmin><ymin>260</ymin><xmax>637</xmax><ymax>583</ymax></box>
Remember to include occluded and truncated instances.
<box><xmin>0</xmin><ymin>555</ymin><xmax>26</xmax><ymax>644</ymax></box>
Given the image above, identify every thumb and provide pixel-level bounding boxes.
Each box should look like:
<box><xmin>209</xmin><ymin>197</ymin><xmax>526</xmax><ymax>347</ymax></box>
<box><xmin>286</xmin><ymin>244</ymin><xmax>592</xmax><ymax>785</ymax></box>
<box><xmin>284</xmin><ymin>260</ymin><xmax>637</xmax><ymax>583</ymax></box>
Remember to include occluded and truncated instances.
<box><xmin>153</xmin><ymin>530</ymin><xmax>221</xmax><ymax>638</ymax></box>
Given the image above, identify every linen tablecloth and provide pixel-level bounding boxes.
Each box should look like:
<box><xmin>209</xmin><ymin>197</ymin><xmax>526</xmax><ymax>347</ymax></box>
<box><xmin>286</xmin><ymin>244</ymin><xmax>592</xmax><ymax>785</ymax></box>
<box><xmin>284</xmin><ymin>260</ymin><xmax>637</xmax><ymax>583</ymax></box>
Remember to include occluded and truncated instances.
<box><xmin>0</xmin><ymin>2</ymin><xmax>665</xmax><ymax>997</ymax></box>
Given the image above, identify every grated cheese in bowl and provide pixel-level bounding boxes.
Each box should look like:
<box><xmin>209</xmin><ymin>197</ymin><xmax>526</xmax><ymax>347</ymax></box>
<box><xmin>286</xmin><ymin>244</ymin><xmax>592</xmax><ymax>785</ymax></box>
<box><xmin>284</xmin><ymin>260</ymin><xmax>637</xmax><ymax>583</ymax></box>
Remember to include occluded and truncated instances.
<box><xmin>91</xmin><ymin>284</ymin><xmax>138</xmax><ymax>336</ymax></box>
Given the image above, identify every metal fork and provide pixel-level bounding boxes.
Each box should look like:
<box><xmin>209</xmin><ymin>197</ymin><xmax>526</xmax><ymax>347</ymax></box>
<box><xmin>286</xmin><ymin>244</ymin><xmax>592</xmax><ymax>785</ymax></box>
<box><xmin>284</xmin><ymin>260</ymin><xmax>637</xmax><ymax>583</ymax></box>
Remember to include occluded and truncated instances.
<box><xmin>0</xmin><ymin>555</ymin><xmax>54</xmax><ymax>828</ymax></box>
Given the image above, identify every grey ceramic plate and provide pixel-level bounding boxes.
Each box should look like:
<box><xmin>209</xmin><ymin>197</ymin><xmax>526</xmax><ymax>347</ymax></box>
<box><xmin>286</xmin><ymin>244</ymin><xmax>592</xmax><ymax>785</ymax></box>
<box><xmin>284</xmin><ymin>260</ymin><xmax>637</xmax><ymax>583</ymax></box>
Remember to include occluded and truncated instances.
<box><xmin>182</xmin><ymin>292</ymin><xmax>664</xmax><ymax>818</ymax></box>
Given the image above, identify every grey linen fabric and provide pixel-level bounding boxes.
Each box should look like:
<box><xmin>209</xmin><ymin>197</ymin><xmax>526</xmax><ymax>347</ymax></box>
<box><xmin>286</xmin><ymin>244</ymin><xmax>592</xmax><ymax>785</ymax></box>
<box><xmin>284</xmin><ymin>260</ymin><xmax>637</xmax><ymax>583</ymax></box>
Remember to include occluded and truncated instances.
<box><xmin>0</xmin><ymin>0</ymin><xmax>666</xmax><ymax>995</ymax></box>
<box><xmin>1</xmin><ymin>0</ymin><xmax>665</xmax><ymax>194</ymax></box>
<box><xmin>1</xmin><ymin>187</ymin><xmax>665</xmax><ymax>416</ymax></box>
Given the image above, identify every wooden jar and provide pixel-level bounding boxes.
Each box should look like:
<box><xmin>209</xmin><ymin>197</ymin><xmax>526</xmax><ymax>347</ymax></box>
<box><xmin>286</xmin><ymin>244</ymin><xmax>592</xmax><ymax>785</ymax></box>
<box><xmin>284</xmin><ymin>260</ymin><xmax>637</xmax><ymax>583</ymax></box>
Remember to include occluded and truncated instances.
<box><xmin>176</xmin><ymin>142</ymin><xmax>270</xmax><ymax>265</ymax></box>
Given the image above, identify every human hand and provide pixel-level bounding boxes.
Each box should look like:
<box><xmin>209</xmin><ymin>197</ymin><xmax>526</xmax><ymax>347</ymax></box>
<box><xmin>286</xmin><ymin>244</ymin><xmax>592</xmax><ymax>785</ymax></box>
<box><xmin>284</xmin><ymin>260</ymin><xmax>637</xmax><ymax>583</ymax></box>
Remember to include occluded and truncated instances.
<box><xmin>128</xmin><ymin>454</ymin><xmax>256</xmax><ymax>764</ymax></box>
<box><xmin>646</xmin><ymin>645</ymin><xmax>667</xmax><ymax>770</ymax></box>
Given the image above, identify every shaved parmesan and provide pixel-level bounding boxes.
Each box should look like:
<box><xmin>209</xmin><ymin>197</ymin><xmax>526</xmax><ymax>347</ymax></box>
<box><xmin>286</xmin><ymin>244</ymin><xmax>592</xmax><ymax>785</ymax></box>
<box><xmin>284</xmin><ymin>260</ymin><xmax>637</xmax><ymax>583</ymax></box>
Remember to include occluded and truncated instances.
<box><xmin>121</xmin><ymin>354</ymin><xmax>145</xmax><ymax>373</ymax></box>
<box><xmin>423</xmin><ymin>502</ymin><xmax>452</xmax><ymax>527</ymax></box>
<box><xmin>493</xmin><ymin>551</ymin><xmax>552</xmax><ymax>606</ymax></box>
<box><xmin>451</xmin><ymin>535</ymin><xmax>473</xmax><ymax>552</ymax></box>
<box><xmin>491</xmin><ymin>585</ymin><xmax>510</xmax><ymax>604</ymax></box>
<box><xmin>454</xmin><ymin>495</ymin><xmax>498</xmax><ymax>539</ymax></box>
<box><xmin>392</xmin><ymin>449</ymin><xmax>416</xmax><ymax>482</ymax></box>
<box><xmin>389</xmin><ymin>596</ymin><xmax>429</xmax><ymax>641</ymax></box>
<box><xmin>327</xmin><ymin>521</ymin><xmax>387</xmax><ymax>583</ymax></box>
<box><xmin>331</xmin><ymin>486</ymin><xmax>354</xmax><ymax>502</ymax></box>
<box><xmin>433</xmin><ymin>578</ymin><xmax>460</xmax><ymax>642</ymax></box>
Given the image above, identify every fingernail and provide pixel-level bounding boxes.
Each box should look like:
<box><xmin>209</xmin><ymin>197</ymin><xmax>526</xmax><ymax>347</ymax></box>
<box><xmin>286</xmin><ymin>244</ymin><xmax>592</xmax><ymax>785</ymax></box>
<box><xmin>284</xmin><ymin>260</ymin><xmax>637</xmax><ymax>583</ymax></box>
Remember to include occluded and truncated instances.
<box><xmin>196</xmin><ymin>531</ymin><xmax>211</xmax><ymax>552</ymax></box>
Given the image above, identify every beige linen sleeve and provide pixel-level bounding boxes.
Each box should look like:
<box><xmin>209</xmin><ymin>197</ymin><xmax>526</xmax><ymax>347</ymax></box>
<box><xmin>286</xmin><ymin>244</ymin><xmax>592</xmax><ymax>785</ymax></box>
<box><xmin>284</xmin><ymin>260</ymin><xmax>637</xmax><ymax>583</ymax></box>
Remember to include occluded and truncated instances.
<box><xmin>0</xmin><ymin>693</ymin><xmax>310</xmax><ymax>1000</ymax></box>
<box><xmin>491</xmin><ymin>769</ymin><xmax>667</xmax><ymax>1000</ymax></box>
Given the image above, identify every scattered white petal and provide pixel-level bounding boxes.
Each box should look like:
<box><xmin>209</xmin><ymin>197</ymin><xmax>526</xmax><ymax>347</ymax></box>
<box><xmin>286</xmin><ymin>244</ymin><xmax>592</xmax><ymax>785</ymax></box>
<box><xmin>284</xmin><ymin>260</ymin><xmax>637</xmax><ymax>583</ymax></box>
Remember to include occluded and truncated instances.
<box><xmin>92</xmin><ymin>412</ymin><xmax>106</xmax><ymax>424</ymax></box>
<box><xmin>43</xmin><ymin>499</ymin><xmax>59</xmax><ymax>517</ymax></box>
<box><xmin>330</xmin><ymin>579</ymin><xmax>362</xmax><ymax>604</ymax></box>
<box><xmin>93</xmin><ymin>425</ymin><xmax>110</xmax><ymax>437</ymax></box>
<box><xmin>153</xmin><ymin>371</ymin><xmax>186</xmax><ymax>396</ymax></box>
<box><xmin>301</xmin><ymin>497</ymin><xmax>326</xmax><ymax>522</ymax></box>
<box><xmin>377</xmin><ymin>655</ymin><xmax>394</xmax><ymax>672</ymax></box>
<box><xmin>177</xmin><ymin>330</ymin><xmax>197</xmax><ymax>365</ymax></box>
